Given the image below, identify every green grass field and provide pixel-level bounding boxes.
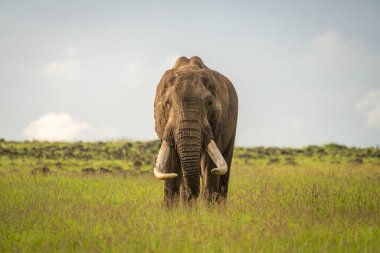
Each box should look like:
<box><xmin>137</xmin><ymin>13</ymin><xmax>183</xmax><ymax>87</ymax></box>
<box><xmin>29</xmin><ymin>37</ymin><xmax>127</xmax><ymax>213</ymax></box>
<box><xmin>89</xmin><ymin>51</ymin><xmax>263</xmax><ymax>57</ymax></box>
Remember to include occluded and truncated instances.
<box><xmin>0</xmin><ymin>140</ymin><xmax>379</xmax><ymax>252</ymax></box>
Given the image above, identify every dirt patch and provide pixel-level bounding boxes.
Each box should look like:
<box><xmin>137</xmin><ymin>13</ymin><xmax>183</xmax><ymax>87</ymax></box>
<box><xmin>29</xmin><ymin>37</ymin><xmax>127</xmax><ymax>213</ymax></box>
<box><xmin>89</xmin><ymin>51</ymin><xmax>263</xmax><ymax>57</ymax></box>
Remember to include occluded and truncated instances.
<box><xmin>350</xmin><ymin>156</ymin><xmax>363</xmax><ymax>164</ymax></box>
<box><xmin>98</xmin><ymin>167</ymin><xmax>112</xmax><ymax>174</ymax></box>
<box><xmin>82</xmin><ymin>167</ymin><xmax>96</xmax><ymax>173</ymax></box>
<box><xmin>267</xmin><ymin>157</ymin><xmax>280</xmax><ymax>165</ymax></box>
<box><xmin>31</xmin><ymin>166</ymin><xmax>50</xmax><ymax>175</ymax></box>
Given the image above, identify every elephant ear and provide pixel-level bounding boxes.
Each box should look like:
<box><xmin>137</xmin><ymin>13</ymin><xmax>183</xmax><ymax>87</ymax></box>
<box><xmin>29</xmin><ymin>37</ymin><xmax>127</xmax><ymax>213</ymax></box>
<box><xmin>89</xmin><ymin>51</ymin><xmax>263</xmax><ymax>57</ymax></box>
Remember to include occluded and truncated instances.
<box><xmin>154</xmin><ymin>71</ymin><xmax>172</xmax><ymax>139</ymax></box>
<box><xmin>205</xmin><ymin>70</ymin><xmax>230</xmax><ymax>140</ymax></box>
<box><xmin>154</xmin><ymin>99</ymin><xmax>165</xmax><ymax>139</ymax></box>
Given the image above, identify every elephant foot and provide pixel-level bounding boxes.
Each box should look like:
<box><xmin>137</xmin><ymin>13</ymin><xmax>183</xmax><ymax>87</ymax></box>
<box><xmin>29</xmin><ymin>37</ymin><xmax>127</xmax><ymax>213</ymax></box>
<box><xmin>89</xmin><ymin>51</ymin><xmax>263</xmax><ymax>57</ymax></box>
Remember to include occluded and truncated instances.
<box><xmin>203</xmin><ymin>191</ymin><xmax>225</xmax><ymax>204</ymax></box>
<box><xmin>163</xmin><ymin>193</ymin><xmax>180</xmax><ymax>208</ymax></box>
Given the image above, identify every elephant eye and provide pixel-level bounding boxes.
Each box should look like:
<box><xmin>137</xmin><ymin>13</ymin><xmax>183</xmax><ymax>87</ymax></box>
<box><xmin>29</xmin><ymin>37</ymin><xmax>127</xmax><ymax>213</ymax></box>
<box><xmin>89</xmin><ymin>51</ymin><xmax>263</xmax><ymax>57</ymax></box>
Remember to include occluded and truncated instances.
<box><xmin>207</xmin><ymin>100</ymin><xmax>213</xmax><ymax>107</ymax></box>
<box><xmin>164</xmin><ymin>100</ymin><xmax>171</xmax><ymax>109</ymax></box>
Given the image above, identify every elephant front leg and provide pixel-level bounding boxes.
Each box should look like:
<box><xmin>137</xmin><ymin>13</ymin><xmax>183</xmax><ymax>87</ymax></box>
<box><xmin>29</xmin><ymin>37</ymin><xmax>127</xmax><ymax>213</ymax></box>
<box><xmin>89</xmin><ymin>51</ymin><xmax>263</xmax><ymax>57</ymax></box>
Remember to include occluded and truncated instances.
<box><xmin>163</xmin><ymin>151</ymin><xmax>181</xmax><ymax>207</ymax></box>
<box><xmin>219</xmin><ymin>134</ymin><xmax>236</xmax><ymax>199</ymax></box>
<box><xmin>201</xmin><ymin>154</ymin><xmax>220</xmax><ymax>202</ymax></box>
<box><xmin>164</xmin><ymin>178</ymin><xmax>180</xmax><ymax>207</ymax></box>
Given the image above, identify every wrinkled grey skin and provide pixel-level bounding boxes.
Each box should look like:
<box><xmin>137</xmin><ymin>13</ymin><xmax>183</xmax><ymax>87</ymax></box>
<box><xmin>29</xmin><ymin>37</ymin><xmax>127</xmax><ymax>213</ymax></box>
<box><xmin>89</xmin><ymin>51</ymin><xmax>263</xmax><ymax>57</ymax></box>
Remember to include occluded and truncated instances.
<box><xmin>154</xmin><ymin>56</ymin><xmax>238</xmax><ymax>205</ymax></box>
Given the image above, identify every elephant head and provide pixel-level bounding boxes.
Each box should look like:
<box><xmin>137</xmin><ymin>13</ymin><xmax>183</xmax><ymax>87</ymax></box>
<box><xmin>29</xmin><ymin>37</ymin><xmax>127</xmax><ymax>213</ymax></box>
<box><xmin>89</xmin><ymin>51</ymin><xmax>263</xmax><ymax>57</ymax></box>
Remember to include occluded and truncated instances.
<box><xmin>153</xmin><ymin>56</ymin><xmax>229</xmax><ymax>200</ymax></box>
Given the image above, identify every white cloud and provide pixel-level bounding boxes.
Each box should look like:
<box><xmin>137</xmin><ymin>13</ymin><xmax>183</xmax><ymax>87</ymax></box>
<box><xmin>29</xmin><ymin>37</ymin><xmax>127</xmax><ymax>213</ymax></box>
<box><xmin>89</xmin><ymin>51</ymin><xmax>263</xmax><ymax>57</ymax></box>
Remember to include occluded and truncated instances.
<box><xmin>41</xmin><ymin>59</ymin><xmax>81</xmax><ymax>80</ymax></box>
<box><xmin>123</xmin><ymin>62</ymin><xmax>141</xmax><ymax>86</ymax></box>
<box><xmin>357</xmin><ymin>90</ymin><xmax>380</xmax><ymax>128</ymax></box>
<box><xmin>65</xmin><ymin>45</ymin><xmax>79</xmax><ymax>57</ymax></box>
<box><xmin>22</xmin><ymin>112</ymin><xmax>128</xmax><ymax>141</ymax></box>
<box><xmin>290</xmin><ymin>118</ymin><xmax>303</xmax><ymax>128</ymax></box>
<box><xmin>357</xmin><ymin>90</ymin><xmax>380</xmax><ymax>111</ymax></box>
<box><xmin>23</xmin><ymin>112</ymin><xmax>91</xmax><ymax>141</ymax></box>
<box><xmin>40</xmin><ymin>46</ymin><xmax>81</xmax><ymax>83</ymax></box>
<box><xmin>301</xmin><ymin>30</ymin><xmax>366</xmax><ymax>68</ymax></box>
<box><xmin>299</xmin><ymin>29</ymin><xmax>379</xmax><ymax>86</ymax></box>
<box><xmin>367</xmin><ymin>107</ymin><xmax>380</xmax><ymax>128</ymax></box>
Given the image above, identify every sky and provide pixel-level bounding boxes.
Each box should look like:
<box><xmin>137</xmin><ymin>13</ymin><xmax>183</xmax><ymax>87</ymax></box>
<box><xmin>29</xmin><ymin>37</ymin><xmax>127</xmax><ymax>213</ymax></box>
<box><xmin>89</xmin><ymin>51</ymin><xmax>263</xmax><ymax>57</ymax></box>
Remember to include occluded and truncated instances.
<box><xmin>0</xmin><ymin>0</ymin><xmax>379</xmax><ymax>147</ymax></box>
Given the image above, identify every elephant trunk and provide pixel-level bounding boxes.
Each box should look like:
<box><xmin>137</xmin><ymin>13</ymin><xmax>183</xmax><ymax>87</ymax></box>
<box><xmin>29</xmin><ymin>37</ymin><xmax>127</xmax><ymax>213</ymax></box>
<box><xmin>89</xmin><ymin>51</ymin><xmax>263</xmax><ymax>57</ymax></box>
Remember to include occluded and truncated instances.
<box><xmin>174</xmin><ymin>105</ymin><xmax>202</xmax><ymax>200</ymax></box>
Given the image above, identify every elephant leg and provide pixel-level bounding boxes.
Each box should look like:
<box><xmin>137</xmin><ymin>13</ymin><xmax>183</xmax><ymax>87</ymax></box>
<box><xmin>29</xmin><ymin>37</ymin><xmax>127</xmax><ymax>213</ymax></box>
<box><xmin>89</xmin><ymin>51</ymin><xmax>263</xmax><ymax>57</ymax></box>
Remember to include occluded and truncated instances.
<box><xmin>163</xmin><ymin>151</ymin><xmax>181</xmax><ymax>207</ymax></box>
<box><xmin>164</xmin><ymin>178</ymin><xmax>181</xmax><ymax>207</ymax></box>
<box><xmin>179</xmin><ymin>180</ymin><xmax>189</xmax><ymax>204</ymax></box>
<box><xmin>219</xmin><ymin>134</ymin><xmax>236</xmax><ymax>199</ymax></box>
<box><xmin>201</xmin><ymin>153</ymin><xmax>220</xmax><ymax>202</ymax></box>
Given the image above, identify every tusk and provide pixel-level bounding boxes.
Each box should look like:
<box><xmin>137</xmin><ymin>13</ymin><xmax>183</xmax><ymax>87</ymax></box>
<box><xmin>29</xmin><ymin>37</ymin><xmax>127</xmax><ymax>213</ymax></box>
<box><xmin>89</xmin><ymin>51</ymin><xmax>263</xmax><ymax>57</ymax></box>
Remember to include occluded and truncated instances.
<box><xmin>206</xmin><ymin>140</ymin><xmax>228</xmax><ymax>176</ymax></box>
<box><xmin>153</xmin><ymin>140</ymin><xmax>178</xmax><ymax>180</ymax></box>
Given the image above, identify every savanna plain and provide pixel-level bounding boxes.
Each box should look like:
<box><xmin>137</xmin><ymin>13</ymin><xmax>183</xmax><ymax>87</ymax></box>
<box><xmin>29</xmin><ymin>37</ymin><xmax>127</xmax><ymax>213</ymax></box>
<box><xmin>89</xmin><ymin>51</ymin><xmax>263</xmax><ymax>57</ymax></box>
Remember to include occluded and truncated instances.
<box><xmin>0</xmin><ymin>139</ymin><xmax>379</xmax><ymax>252</ymax></box>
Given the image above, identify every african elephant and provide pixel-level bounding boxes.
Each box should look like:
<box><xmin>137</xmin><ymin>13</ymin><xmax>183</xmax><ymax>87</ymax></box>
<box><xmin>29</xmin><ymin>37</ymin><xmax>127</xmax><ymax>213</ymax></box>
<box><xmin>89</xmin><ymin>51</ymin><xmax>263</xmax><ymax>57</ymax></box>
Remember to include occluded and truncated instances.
<box><xmin>153</xmin><ymin>56</ymin><xmax>238</xmax><ymax>204</ymax></box>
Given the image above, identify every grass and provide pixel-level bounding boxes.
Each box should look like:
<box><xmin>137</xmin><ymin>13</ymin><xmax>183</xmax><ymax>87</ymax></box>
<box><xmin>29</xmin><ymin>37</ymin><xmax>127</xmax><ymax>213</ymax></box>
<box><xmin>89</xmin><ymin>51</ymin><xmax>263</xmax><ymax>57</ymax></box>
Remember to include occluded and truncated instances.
<box><xmin>0</xmin><ymin>140</ymin><xmax>379</xmax><ymax>252</ymax></box>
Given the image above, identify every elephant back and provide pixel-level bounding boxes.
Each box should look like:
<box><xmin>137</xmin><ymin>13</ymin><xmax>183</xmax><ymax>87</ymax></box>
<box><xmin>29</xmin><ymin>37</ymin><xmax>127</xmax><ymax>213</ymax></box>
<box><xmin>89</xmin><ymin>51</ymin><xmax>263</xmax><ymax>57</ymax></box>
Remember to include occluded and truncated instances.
<box><xmin>173</xmin><ymin>56</ymin><xmax>209</xmax><ymax>70</ymax></box>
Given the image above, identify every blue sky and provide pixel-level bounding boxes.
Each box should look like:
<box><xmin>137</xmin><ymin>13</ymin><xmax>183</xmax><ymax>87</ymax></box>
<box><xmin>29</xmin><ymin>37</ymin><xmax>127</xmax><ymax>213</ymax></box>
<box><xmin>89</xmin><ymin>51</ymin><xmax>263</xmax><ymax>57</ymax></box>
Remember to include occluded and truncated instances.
<box><xmin>1</xmin><ymin>0</ymin><xmax>379</xmax><ymax>147</ymax></box>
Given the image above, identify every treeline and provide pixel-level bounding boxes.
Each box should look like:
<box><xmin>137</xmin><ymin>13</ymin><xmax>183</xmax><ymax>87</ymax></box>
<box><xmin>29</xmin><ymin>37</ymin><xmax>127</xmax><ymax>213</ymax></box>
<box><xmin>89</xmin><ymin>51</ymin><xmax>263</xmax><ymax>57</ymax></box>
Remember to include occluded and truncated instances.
<box><xmin>1</xmin><ymin>139</ymin><xmax>379</xmax><ymax>162</ymax></box>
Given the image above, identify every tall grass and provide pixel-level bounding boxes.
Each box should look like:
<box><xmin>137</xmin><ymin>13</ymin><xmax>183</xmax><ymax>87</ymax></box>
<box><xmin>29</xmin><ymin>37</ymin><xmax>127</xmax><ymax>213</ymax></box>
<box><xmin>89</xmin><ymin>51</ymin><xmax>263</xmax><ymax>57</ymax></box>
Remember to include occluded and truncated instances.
<box><xmin>1</xmin><ymin>162</ymin><xmax>379</xmax><ymax>252</ymax></box>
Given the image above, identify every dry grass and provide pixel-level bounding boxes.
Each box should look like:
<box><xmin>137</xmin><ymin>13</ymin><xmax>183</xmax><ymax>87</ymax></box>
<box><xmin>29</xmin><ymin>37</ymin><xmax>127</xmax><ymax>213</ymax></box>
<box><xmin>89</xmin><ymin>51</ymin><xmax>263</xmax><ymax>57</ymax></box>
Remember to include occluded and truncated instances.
<box><xmin>0</xmin><ymin>140</ymin><xmax>379</xmax><ymax>252</ymax></box>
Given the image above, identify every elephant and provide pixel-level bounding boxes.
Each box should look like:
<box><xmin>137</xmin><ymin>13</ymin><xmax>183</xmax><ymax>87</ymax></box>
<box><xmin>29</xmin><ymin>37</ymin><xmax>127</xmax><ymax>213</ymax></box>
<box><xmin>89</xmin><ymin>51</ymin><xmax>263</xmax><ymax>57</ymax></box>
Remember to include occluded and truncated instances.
<box><xmin>153</xmin><ymin>56</ymin><xmax>238</xmax><ymax>205</ymax></box>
